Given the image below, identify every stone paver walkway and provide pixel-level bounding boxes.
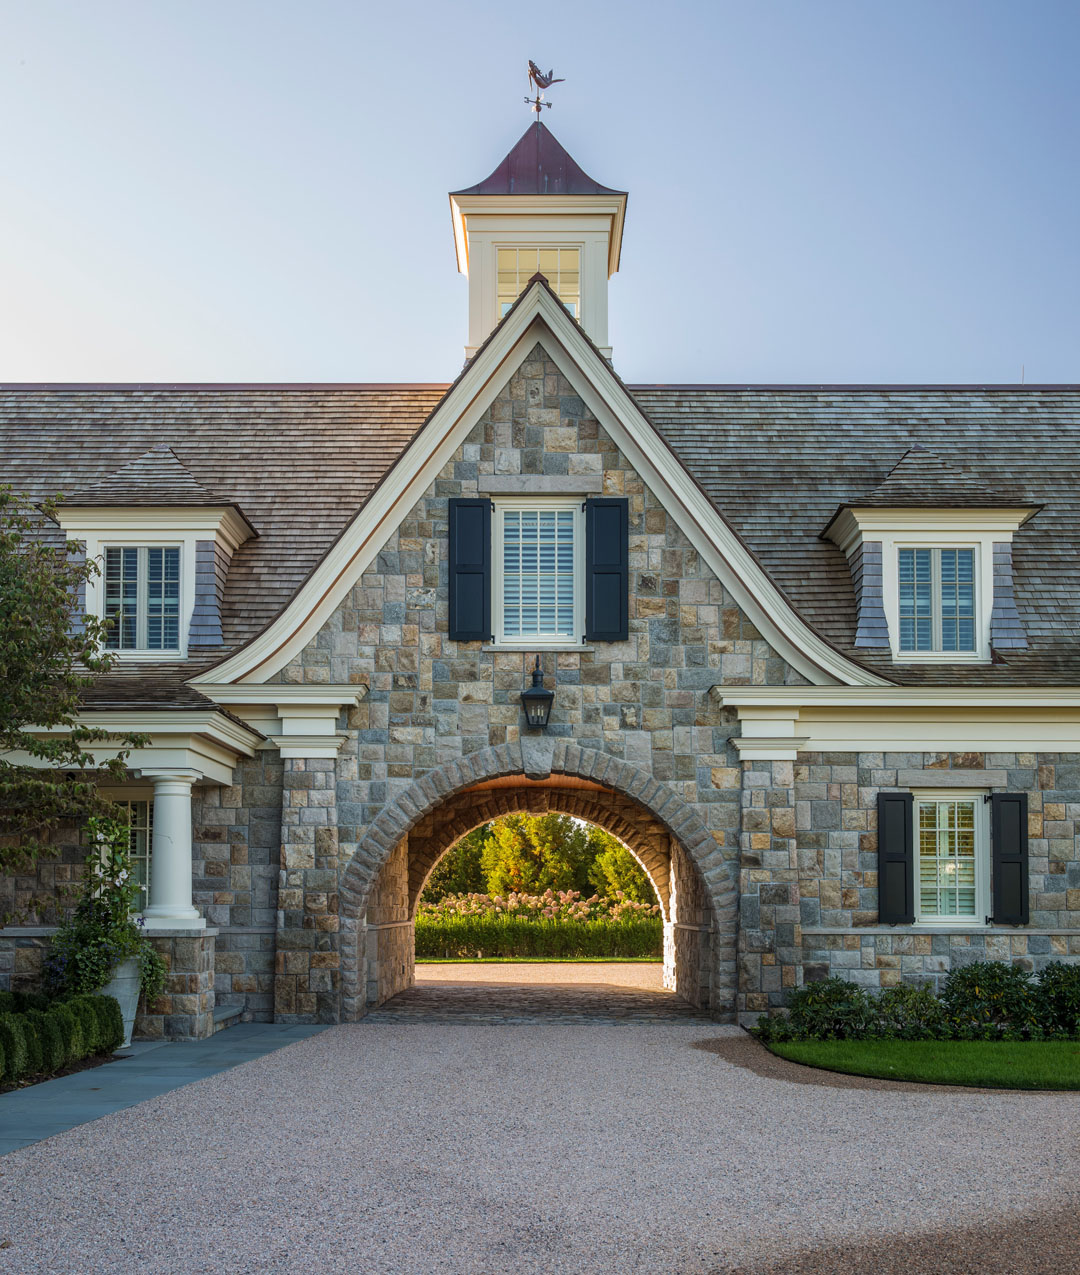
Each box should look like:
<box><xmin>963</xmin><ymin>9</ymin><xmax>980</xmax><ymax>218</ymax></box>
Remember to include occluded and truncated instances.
<box><xmin>367</xmin><ymin>980</ymin><xmax>710</xmax><ymax>1023</ymax></box>
<box><xmin>0</xmin><ymin>1022</ymin><xmax>325</xmax><ymax>1155</ymax></box>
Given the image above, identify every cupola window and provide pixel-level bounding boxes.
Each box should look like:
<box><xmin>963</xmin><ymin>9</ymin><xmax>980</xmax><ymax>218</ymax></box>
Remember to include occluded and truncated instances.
<box><xmin>497</xmin><ymin>247</ymin><xmax>580</xmax><ymax>318</ymax></box>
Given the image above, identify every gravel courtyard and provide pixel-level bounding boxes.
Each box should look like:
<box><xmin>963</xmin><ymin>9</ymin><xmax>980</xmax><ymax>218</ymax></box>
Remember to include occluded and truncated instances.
<box><xmin>1</xmin><ymin>1014</ymin><xmax>1077</xmax><ymax>1274</ymax></box>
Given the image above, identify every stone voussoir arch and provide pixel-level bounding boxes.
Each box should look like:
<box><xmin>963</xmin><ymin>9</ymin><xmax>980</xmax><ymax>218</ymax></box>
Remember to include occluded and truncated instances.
<box><xmin>338</xmin><ymin>738</ymin><xmax>738</xmax><ymax>1020</ymax></box>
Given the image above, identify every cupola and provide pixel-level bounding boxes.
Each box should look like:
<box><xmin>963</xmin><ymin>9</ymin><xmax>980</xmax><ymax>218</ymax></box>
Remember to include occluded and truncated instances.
<box><xmin>450</xmin><ymin>121</ymin><xmax>627</xmax><ymax>359</ymax></box>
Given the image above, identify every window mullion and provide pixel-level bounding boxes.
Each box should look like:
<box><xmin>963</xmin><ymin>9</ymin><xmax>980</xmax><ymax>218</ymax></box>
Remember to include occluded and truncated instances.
<box><xmin>137</xmin><ymin>546</ymin><xmax>148</xmax><ymax>649</ymax></box>
<box><xmin>931</xmin><ymin>548</ymin><xmax>943</xmax><ymax>652</ymax></box>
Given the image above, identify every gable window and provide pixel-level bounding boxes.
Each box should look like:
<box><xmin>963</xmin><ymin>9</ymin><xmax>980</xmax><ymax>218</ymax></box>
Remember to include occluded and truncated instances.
<box><xmin>104</xmin><ymin>546</ymin><xmax>181</xmax><ymax>651</ymax></box>
<box><xmin>915</xmin><ymin>792</ymin><xmax>987</xmax><ymax>923</ymax></box>
<box><xmin>898</xmin><ymin>547</ymin><xmax>976</xmax><ymax>653</ymax></box>
<box><xmin>497</xmin><ymin>247</ymin><xmax>580</xmax><ymax>318</ymax></box>
<box><xmin>492</xmin><ymin>500</ymin><xmax>582</xmax><ymax>643</ymax></box>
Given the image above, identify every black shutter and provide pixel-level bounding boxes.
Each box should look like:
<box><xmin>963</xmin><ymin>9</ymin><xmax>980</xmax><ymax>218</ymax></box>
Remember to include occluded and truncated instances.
<box><xmin>991</xmin><ymin>793</ymin><xmax>1029</xmax><ymax>925</ymax></box>
<box><xmin>584</xmin><ymin>498</ymin><xmax>628</xmax><ymax>642</ymax></box>
<box><xmin>447</xmin><ymin>498</ymin><xmax>490</xmax><ymax>643</ymax></box>
<box><xmin>877</xmin><ymin>792</ymin><xmax>914</xmax><ymax>924</ymax></box>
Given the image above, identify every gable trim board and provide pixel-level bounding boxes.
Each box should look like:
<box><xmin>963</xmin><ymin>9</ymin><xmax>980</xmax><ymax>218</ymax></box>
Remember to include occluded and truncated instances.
<box><xmin>191</xmin><ymin>281</ymin><xmax>889</xmax><ymax>688</ymax></box>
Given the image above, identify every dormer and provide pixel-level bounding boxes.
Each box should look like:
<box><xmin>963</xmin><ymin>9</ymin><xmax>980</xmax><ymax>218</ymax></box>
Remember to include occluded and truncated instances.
<box><xmin>450</xmin><ymin>121</ymin><xmax>627</xmax><ymax>359</ymax></box>
<box><xmin>822</xmin><ymin>447</ymin><xmax>1039</xmax><ymax>664</ymax></box>
<box><xmin>56</xmin><ymin>444</ymin><xmax>256</xmax><ymax>657</ymax></box>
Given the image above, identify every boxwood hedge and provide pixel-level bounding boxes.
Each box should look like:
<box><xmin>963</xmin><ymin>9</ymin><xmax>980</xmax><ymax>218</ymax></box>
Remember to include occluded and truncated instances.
<box><xmin>0</xmin><ymin>991</ymin><xmax>124</xmax><ymax>1086</ymax></box>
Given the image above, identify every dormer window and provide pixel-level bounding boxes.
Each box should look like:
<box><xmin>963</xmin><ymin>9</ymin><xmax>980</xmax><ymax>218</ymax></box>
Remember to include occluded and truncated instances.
<box><xmin>897</xmin><ymin>547</ymin><xmax>976</xmax><ymax>654</ymax></box>
<box><xmin>821</xmin><ymin>447</ymin><xmax>1039</xmax><ymax>665</ymax></box>
<box><xmin>497</xmin><ymin>247</ymin><xmax>580</xmax><ymax>319</ymax></box>
<box><xmin>56</xmin><ymin>443</ymin><xmax>256</xmax><ymax>660</ymax></box>
<box><xmin>104</xmin><ymin>546</ymin><xmax>182</xmax><ymax>651</ymax></box>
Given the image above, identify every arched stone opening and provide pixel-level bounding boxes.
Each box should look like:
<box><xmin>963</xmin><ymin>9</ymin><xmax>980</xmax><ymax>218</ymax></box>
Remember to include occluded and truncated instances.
<box><xmin>338</xmin><ymin>741</ymin><xmax>738</xmax><ymax>1022</ymax></box>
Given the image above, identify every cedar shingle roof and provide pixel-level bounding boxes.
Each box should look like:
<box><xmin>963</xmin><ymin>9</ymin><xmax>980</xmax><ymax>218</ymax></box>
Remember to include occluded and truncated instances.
<box><xmin>65</xmin><ymin>444</ymin><xmax>234</xmax><ymax>508</ymax></box>
<box><xmin>2</xmin><ymin>380</ymin><xmax>1079</xmax><ymax>692</ymax></box>
<box><xmin>857</xmin><ymin>445</ymin><xmax>1014</xmax><ymax>508</ymax></box>
<box><xmin>630</xmin><ymin>384</ymin><xmax>1080</xmax><ymax>685</ymax></box>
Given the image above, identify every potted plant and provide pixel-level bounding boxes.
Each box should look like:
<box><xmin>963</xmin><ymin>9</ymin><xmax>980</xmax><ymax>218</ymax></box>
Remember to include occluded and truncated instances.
<box><xmin>43</xmin><ymin>815</ymin><xmax>167</xmax><ymax>1046</ymax></box>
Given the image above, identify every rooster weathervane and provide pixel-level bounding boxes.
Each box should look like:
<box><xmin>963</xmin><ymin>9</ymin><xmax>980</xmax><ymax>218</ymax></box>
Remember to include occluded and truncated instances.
<box><xmin>525</xmin><ymin>60</ymin><xmax>564</xmax><ymax>116</ymax></box>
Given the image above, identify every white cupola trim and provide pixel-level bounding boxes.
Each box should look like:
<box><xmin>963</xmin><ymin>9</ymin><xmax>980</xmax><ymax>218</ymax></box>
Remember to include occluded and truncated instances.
<box><xmin>449</xmin><ymin>122</ymin><xmax>627</xmax><ymax>359</ymax></box>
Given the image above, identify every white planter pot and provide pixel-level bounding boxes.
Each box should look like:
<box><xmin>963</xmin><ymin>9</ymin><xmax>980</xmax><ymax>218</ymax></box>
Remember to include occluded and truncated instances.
<box><xmin>102</xmin><ymin>956</ymin><xmax>141</xmax><ymax>1048</ymax></box>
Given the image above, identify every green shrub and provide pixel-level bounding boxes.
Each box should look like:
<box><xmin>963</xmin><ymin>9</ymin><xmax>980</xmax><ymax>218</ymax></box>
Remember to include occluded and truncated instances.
<box><xmin>0</xmin><ymin>1035</ymin><xmax>5</xmax><ymax>1080</ymax></box>
<box><xmin>941</xmin><ymin>961</ymin><xmax>1039</xmax><ymax>1039</ymax></box>
<box><xmin>15</xmin><ymin>991</ymin><xmax>50</xmax><ymax>1014</ymax></box>
<box><xmin>90</xmin><ymin>995</ymin><xmax>124</xmax><ymax>1053</ymax></box>
<box><xmin>18</xmin><ymin>1015</ymin><xmax>43</xmax><ymax>1075</ymax></box>
<box><xmin>414</xmin><ymin>913</ymin><xmax>663</xmax><ymax>959</ymax></box>
<box><xmin>26</xmin><ymin>1010</ymin><xmax>66</xmax><ymax>1073</ymax></box>
<box><xmin>875</xmin><ymin>983</ymin><xmax>947</xmax><ymax>1040</ymax></box>
<box><xmin>1033</xmin><ymin>962</ymin><xmax>1080</xmax><ymax>1039</ymax></box>
<box><xmin>0</xmin><ymin>991</ymin><xmax>15</xmax><ymax>1015</ymax></box>
<box><xmin>0</xmin><ymin>1014</ymin><xmax>29</xmax><ymax>1082</ymax></box>
<box><xmin>49</xmin><ymin>1002</ymin><xmax>82</xmax><ymax>1066</ymax></box>
<box><xmin>67</xmin><ymin>997</ymin><xmax>101</xmax><ymax>1054</ymax></box>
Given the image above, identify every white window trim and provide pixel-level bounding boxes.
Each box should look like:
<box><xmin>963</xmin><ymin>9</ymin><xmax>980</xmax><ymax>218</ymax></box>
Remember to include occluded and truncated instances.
<box><xmin>102</xmin><ymin>542</ymin><xmax>185</xmax><ymax>656</ymax></box>
<box><xmin>491</xmin><ymin>496</ymin><xmax>585</xmax><ymax>648</ymax></box>
<box><xmin>57</xmin><ymin>506</ymin><xmax>251</xmax><ymax>662</ymax></box>
<box><xmin>912</xmin><ymin>788</ymin><xmax>990</xmax><ymax>928</ymax></box>
<box><xmin>493</xmin><ymin>240</ymin><xmax>585</xmax><ymax>325</ymax></box>
<box><xmin>882</xmin><ymin>533</ymin><xmax>989</xmax><ymax>663</ymax></box>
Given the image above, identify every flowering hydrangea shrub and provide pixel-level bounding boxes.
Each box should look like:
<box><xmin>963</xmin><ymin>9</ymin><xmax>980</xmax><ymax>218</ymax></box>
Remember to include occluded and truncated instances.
<box><xmin>417</xmin><ymin>889</ymin><xmax>660</xmax><ymax>923</ymax></box>
<box><xmin>415</xmin><ymin>890</ymin><xmax>663</xmax><ymax>959</ymax></box>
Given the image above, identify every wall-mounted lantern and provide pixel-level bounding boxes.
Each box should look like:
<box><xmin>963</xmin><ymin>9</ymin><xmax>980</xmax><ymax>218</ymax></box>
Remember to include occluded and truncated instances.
<box><xmin>519</xmin><ymin>655</ymin><xmax>555</xmax><ymax>731</ymax></box>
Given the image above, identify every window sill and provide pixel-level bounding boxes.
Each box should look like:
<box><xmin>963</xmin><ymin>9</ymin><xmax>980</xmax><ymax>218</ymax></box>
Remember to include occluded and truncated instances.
<box><xmin>483</xmin><ymin>644</ymin><xmax>595</xmax><ymax>654</ymax></box>
<box><xmin>107</xmin><ymin>650</ymin><xmax>185</xmax><ymax>661</ymax></box>
<box><xmin>891</xmin><ymin>652</ymin><xmax>989</xmax><ymax>665</ymax></box>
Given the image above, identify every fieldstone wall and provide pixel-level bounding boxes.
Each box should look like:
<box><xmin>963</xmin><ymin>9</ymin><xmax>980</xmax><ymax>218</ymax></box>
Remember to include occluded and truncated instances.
<box><xmin>737</xmin><ymin>748</ymin><xmax>1080</xmax><ymax>1019</ymax></box>
<box><xmin>365</xmin><ymin>838</ymin><xmax>412</xmax><ymax>1006</ymax></box>
<box><xmin>136</xmin><ymin>929</ymin><xmax>216</xmax><ymax>1040</ymax></box>
<box><xmin>266</xmin><ymin>342</ymin><xmax>788</xmax><ymax>1020</ymax></box>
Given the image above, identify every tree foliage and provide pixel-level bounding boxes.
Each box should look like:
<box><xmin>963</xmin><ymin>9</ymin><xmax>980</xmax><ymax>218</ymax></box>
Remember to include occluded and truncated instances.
<box><xmin>420</xmin><ymin>824</ymin><xmax>489</xmax><ymax>900</ymax></box>
<box><xmin>0</xmin><ymin>489</ymin><xmax>144</xmax><ymax>878</ymax></box>
<box><xmin>421</xmin><ymin>812</ymin><xmax>658</xmax><ymax>905</ymax></box>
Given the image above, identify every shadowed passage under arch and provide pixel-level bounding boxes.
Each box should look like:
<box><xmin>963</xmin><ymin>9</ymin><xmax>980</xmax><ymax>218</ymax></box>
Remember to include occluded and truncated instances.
<box><xmin>336</xmin><ymin>741</ymin><xmax>738</xmax><ymax>1022</ymax></box>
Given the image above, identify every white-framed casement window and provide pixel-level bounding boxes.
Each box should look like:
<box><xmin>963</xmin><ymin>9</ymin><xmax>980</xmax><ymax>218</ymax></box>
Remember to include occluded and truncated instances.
<box><xmin>914</xmin><ymin>790</ymin><xmax>988</xmax><ymax>925</ymax></box>
<box><xmin>109</xmin><ymin>797</ymin><xmax>153</xmax><ymax>912</ymax></box>
<box><xmin>897</xmin><ymin>546</ymin><xmax>976</xmax><ymax>654</ymax></box>
<box><xmin>497</xmin><ymin>246</ymin><xmax>581</xmax><ymax>319</ymax></box>
<box><xmin>103</xmin><ymin>545</ymin><xmax>182</xmax><ymax>652</ymax></box>
<box><xmin>492</xmin><ymin>499</ymin><xmax>584</xmax><ymax>644</ymax></box>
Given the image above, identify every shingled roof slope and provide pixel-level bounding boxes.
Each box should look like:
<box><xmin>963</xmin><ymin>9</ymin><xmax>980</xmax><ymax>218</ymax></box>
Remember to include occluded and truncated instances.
<box><xmin>630</xmin><ymin>385</ymin><xmax>1080</xmax><ymax>684</ymax></box>
<box><xmin>0</xmin><ymin>386</ymin><xmax>447</xmax><ymax>682</ymax></box>
<box><xmin>65</xmin><ymin>443</ymin><xmax>237</xmax><ymax>508</ymax></box>
<box><xmin>451</xmin><ymin>121</ymin><xmax>625</xmax><ymax>197</ymax></box>
<box><xmin>858</xmin><ymin>444</ymin><xmax>1016</xmax><ymax>508</ymax></box>
<box><xmin>3</xmin><ymin>381</ymin><xmax>1079</xmax><ymax>692</ymax></box>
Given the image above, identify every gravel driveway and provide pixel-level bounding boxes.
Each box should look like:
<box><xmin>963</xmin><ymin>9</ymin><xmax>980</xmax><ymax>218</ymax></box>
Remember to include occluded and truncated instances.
<box><xmin>1</xmin><ymin>1020</ymin><xmax>1076</xmax><ymax>1274</ymax></box>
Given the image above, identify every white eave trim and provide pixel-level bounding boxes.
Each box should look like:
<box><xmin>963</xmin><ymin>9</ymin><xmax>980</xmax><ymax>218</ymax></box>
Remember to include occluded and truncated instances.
<box><xmin>192</xmin><ymin>283</ymin><xmax>886</xmax><ymax>688</ymax></box>
<box><xmin>713</xmin><ymin>686</ymin><xmax>1080</xmax><ymax>709</ymax></box>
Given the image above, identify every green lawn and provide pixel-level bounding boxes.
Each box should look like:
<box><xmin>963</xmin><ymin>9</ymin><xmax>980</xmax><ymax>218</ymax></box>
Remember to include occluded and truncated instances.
<box><xmin>769</xmin><ymin>1039</ymin><xmax>1080</xmax><ymax>1089</ymax></box>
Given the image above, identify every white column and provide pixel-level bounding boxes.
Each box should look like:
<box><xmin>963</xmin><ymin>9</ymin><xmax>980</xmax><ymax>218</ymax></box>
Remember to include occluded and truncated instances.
<box><xmin>141</xmin><ymin>770</ymin><xmax>205</xmax><ymax>930</ymax></box>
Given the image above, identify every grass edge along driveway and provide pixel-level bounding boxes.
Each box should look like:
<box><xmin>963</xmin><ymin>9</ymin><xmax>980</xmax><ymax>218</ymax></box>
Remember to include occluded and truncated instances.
<box><xmin>769</xmin><ymin>1039</ymin><xmax>1080</xmax><ymax>1089</ymax></box>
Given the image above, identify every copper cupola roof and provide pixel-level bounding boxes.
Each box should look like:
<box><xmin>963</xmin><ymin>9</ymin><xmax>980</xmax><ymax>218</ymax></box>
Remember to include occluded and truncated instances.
<box><xmin>451</xmin><ymin>121</ymin><xmax>625</xmax><ymax>198</ymax></box>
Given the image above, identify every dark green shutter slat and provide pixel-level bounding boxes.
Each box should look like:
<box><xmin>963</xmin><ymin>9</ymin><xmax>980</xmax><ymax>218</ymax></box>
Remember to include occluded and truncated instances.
<box><xmin>448</xmin><ymin>498</ymin><xmax>490</xmax><ymax>643</ymax></box>
<box><xmin>877</xmin><ymin>791</ymin><xmax>914</xmax><ymax>924</ymax></box>
<box><xmin>585</xmin><ymin>498</ymin><xmax>628</xmax><ymax>642</ymax></box>
<box><xmin>991</xmin><ymin>793</ymin><xmax>1029</xmax><ymax>925</ymax></box>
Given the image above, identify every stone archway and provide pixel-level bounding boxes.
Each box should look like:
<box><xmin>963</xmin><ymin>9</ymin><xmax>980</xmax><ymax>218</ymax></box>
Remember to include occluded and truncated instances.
<box><xmin>338</xmin><ymin>739</ymin><xmax>738</xmax><ymax>1021</ymax></box>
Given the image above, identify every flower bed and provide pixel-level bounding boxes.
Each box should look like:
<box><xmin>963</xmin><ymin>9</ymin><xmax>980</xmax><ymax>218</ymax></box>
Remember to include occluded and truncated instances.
<box><xmin>0</xmin><ymin>990</ymin><xmax>125</xmax><ymax>1089</ymax></box>
<box><xmin>415</xmin><ymin>890</ymin><xmax>663</xmax><ymax>959</ymax></box>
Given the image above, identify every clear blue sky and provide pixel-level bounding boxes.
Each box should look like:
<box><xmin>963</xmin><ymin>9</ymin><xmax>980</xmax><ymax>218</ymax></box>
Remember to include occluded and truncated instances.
<box><xmin>2</xmin><ymin>1</ymin><xmax>1077</xmax><ymax>384</ymax></box>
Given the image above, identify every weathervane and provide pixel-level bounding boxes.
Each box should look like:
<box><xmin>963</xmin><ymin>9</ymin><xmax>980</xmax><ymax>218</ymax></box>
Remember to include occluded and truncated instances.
<box><xmin>525</xmin><ymin>60</ymin><xmax>564</xmax><ymax>116</ymax></box>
